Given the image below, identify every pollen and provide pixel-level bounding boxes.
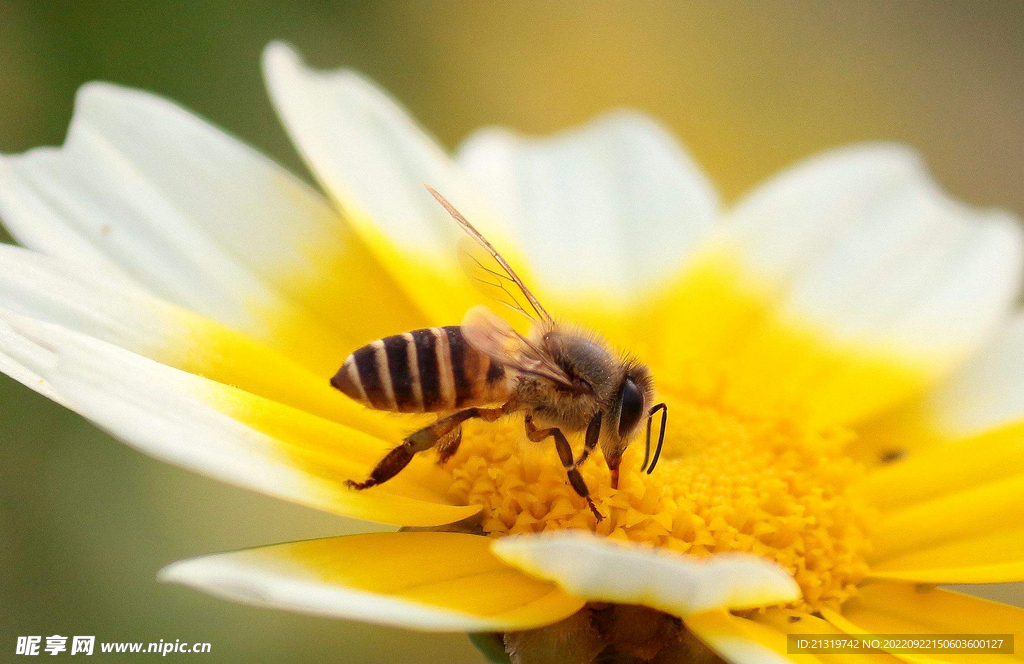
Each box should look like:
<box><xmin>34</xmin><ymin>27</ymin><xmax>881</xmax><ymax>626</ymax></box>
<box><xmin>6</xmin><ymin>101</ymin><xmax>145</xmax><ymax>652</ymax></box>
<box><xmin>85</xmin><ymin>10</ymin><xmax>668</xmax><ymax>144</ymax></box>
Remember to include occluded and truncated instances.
<box><xmin>445</xmin><ymin>399</ymin><xmax>874</xmax><ymax>612</ymax></box>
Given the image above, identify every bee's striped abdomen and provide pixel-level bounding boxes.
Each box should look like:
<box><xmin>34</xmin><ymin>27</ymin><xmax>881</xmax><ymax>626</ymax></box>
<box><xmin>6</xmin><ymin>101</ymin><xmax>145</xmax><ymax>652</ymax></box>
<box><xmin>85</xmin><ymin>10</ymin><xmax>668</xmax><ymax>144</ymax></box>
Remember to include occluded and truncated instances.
<box><xmin>332</xmin><ymin>326</ymin><xmax>509</xmax><ymax>412</ymax></box>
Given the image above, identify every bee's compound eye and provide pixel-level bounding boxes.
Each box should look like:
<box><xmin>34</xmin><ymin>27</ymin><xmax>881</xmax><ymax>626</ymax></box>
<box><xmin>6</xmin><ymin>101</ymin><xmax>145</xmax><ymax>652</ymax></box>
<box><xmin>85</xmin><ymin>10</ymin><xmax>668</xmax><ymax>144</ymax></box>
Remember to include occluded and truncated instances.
<box><xmin>617</xmin><ymin>377</ymin><xmax>644</xmax><ymax>438</ymax></box>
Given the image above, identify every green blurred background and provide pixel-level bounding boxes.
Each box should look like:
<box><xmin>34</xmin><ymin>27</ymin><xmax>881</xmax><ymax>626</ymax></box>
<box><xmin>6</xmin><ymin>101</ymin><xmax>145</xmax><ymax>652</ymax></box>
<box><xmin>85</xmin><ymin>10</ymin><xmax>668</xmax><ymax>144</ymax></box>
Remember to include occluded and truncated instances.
<box><xmin>1</xmin><ymin>2</ymin><xmax>1022</xmax><ymax>662</ymax></box>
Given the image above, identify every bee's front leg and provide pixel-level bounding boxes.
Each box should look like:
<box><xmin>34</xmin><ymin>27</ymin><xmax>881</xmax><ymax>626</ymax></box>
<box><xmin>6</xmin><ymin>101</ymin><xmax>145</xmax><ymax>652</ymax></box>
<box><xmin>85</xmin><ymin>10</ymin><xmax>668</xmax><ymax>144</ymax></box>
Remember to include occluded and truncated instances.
<box><xmin>575</xmin><ymin>411</ymin><xmax>602</xmax><ymax>467</ymax></box>
<box><xmin>524</xmin><ymin>416</ymin><xmax>604</xmax><ymax>523</ymax></box>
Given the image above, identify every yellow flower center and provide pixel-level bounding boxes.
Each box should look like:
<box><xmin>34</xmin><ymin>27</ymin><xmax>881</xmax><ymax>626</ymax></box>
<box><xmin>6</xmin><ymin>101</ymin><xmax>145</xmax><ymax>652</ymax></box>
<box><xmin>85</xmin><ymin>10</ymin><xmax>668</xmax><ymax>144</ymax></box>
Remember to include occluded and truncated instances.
<box><xmin>445</xmin><ymin>397</ymin><xmax>874</xmax><ymax>612</ymax></box>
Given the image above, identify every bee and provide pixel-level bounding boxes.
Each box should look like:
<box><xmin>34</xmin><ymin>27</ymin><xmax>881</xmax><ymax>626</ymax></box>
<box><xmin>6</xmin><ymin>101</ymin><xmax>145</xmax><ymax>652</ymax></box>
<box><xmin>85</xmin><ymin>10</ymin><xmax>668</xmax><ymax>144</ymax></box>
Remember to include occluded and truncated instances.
<box><xmin>334</xmin><ymin>186</ymin><xmax>667</xmax><ymax>521</ymax></box>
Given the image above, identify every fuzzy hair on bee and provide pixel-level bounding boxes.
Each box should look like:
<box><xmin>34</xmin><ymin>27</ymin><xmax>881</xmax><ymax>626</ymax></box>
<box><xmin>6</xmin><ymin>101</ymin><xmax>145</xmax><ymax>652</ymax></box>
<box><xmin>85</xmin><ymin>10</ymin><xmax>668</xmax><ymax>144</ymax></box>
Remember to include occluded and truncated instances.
<box><xmin>333</xmin><ymin>186</ymin><xmax>667</xmax><ymax>522</ymax></box>
<box><xmin>465</xmin><ymin>309</ymin><xmax>655</xmax><ymax>472</ymax></box>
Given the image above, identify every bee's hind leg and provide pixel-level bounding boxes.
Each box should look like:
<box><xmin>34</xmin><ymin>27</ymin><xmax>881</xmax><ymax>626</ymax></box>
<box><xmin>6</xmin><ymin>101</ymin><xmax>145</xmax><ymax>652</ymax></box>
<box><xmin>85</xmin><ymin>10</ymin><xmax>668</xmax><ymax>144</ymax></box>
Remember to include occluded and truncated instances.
<box><xmin>435</xmin><ymin>426</ymin><xmax>463</xmax><ymax>465</ymax></box>
<box><xmin>524</xmin><ymin>416</ymin><xmax>604</xmax><ymax>523</ymax></box>
<box><xmin>346</xmin><ymin>404</ymin><xmax>510</xmax><ymax>491</ymax></box>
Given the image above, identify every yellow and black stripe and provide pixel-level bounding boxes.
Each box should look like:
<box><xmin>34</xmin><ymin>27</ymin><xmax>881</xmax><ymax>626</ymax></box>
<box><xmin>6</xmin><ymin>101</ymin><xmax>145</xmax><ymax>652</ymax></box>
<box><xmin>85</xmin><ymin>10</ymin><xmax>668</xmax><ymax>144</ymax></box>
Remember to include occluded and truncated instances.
<box><xmin>332</xmin><ymin>326</ymin><xmax>509</xmax><ymax>412</ymax></box>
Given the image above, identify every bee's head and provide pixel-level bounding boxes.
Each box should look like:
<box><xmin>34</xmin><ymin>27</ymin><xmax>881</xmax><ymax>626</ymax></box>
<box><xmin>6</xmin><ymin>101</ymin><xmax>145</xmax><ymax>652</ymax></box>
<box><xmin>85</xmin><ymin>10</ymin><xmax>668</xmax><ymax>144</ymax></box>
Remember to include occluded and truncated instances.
<box><xmin>602</xmin><ymin>362</ymin><xmax>655</xmax><ymax>487</ymax></box>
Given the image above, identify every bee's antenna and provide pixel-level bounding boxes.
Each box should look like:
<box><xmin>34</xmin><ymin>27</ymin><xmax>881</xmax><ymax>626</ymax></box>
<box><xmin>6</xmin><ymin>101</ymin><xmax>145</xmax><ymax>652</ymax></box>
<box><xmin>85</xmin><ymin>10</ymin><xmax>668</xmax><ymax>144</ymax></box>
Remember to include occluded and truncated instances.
<box><xmin>643</xmin><ymin>403</ymin><xmax>667</xmax><ymax>475</ymax></box>
<box><xmin>641</xmin><ymin>414</ymin><xmax>653</xmax><ymax>472</ymax></box>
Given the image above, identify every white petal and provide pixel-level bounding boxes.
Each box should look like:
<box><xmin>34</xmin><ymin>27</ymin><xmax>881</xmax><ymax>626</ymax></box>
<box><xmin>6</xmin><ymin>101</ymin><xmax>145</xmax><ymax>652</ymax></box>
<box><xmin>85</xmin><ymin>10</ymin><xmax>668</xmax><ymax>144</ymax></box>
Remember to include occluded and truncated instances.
<box><xmin>0</xmin><ymin>311</ymin><xmax>477</xmax><ymax>526</ymax></box>
<box><xmin>456</xmin><ymin>112</ymin><xmax>719</xmax><ymax>300</ymax></box>
<box><xmin>159</xmin><ymin>553</ymin><xmax>491</xmax><ymax>632</ymax></box>
<box><xmin>0</xmin><ymin>244</ymin><xmax>386</xmax><ymax>429</ymax></box>
<box><xmin>159</xmin><ymin>532</ymin><xmax>585</xmax><ymax>632</ymax></box>
<box><xmin>722</xmin><ymin>143</ymin><xmax>1023</xmax><ymax>365</ymax></box>
<box><xmin>263</xmin><ymin>42</ymin><xmax>498</xmax><ymax>277</ymax></box>
<box><xmin>1</xmin><ymin>314</ymin><xmax>318</xmax><ymax>495</ymax></box>
<box><xmin>492</xmin><ymin>532</ymin><xmax>800</xmax><ymax>616</ymax></box>
<box><xmin>0</xmin><ymin>243</ymin><xmax>199</xmax><ymax>358</ymax></box>
<box><xmin>920</xmin><ymin>311</ymin><xmax>1024</xmax><ymax>436</ymax></box>
<box><xmin>0</xmin><ymin>316</ymin><xmax>65</xmax><ymax>406</ymax></box>
<box><xmin>0</xmin><ymin>81</ymin><xmax>410</xmax><ymax>367</ymax></box>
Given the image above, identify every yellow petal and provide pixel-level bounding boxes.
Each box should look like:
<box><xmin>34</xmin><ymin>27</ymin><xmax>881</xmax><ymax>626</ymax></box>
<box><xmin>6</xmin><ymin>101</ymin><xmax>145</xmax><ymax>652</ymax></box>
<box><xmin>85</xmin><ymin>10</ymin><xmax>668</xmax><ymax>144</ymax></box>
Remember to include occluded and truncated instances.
<box><xmin>685</xmin><ymin>609</ymin><xmax>902</xmax><ymax>664</ymax></box>
<box><xmin>683</xmin><ymin>610</ymin><xmax>820</xmax><ymax>664</ymax></box>
<box><xmin>756</xmin><ymin>609</ymin><xmax>903</xmax><ymax>664</ymax></box>
<box><xmin>492</xmin><ymin>532</ymin><xmax>800</xmax><ymax>616</ymax></box>
<box><xmin>869</xmin><ymin>527</ymin><xmax>1024</xmax><ymax>584</ymax></box>
<box><xmin>194</xmin><ymin>366</ymin><xmax>457</xmax><ymax>503</ymax></box>
<box><xmin>822</xmin><ymin>581</ymin><xmax>1024</xmax><ymax>663</ymax></box>
<box><xmin>856</xmin><ymin>422</ymin><xmax>1024</xmax><ymax>512</ymax></box>
<box><xmin>623</xmin><ymin>249</ymin><xmax>933</xmax><ymax>427</ymax></box>
<box><xmin>854</xmin><ymin>329</ymin><xmax>1024</xmax><ymax>572</ymax></box>
<box><xmin>869</xmin><ymin>472</ymin><xmax>1024</xmax><ymax>562</ymax></box>
<box><xmin>159</xmin><ymin>532</ymin><xmax>585</xmax><ymax>632</ymax></box>
<box><xmin>855</xmin><ymin>313</ymin><xmax>1024</xmax><ymax>468</ymax></box>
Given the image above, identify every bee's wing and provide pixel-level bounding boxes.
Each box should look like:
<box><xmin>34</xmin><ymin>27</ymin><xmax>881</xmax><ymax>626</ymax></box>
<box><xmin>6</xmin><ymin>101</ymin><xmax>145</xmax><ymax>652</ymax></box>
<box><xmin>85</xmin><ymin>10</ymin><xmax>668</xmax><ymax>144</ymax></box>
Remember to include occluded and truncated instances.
<box><xmin>461</xmin><ymin>306</ymin><xmax>574</xmax><ymax>388</ymax></box>
<box><xmin>425</xmin><ymin>185</ymin><xmax>553</xmax><ymax>325</ymax></box>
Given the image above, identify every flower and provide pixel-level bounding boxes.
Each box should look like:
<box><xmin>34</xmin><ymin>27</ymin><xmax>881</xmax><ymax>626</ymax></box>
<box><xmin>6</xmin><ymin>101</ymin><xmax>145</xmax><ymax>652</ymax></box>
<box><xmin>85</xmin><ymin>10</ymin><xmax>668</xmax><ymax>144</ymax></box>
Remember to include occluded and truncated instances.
<box><xmin>2</xmin><ymin>40</ymin><xmax>1024</xmax><ymax>663</ymax></box>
